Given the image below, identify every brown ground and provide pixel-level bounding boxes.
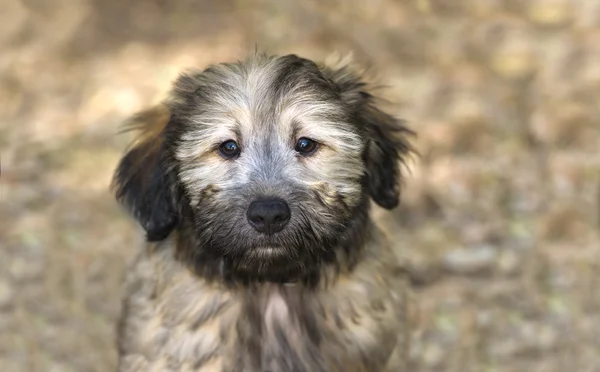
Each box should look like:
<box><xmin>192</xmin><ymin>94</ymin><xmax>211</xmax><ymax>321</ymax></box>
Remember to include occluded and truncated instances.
<box><xmin>2</xmin><ymin>0</ymin><xmax>600</xmax><ymax>371</ymax></box>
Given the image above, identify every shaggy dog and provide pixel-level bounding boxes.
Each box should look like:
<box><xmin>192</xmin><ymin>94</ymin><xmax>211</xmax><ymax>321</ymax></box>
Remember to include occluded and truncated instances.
<box><xmin>112</xmin><ymin>53</ymin><xmax>413</xmax><ymax>372</ymax></box>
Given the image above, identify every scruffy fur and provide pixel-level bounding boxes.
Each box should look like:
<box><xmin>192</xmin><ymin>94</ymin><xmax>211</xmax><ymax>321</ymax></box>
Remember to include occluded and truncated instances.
<box><xmin>113</xmin><ymin>53</ymin><xmax>413</xmax><ymax>371</ymax></box>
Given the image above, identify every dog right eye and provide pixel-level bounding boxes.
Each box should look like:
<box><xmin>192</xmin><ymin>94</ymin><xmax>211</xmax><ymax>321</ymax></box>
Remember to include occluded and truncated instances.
<box><xmin>295</xmin><ymin>137</ymin><xmax>319</xmax><ymax>156</ymax></box>
<box><xmin>219</xmin><ymin>140</ymin><xmax>241</xmax><ymax>159</ymax></box>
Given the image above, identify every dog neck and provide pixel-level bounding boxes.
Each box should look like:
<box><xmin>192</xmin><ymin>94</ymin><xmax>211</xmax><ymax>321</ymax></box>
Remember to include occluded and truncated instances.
<box><xmin>139</xmin><ymin>219</ymin><xmax>397</xmax><ymax>371</ymax></box>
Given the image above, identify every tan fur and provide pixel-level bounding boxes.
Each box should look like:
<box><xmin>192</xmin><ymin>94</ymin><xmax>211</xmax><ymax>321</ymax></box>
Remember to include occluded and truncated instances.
<box><xmin>113</xmin><ymin>53</ymin><xmax>413</xmax><ymax>371</ymax></box>
<box><xmin>117</xmin><ymin>226</ymin><xmax>407</xmax><ymax>372</ymax></box>
<box><xmin>122</xmin><ymin>104</ymin><xmax>171</xmax><ymax>155</ymax></box>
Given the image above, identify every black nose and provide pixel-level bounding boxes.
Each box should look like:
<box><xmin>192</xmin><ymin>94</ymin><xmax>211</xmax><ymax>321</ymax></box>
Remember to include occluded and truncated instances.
<box><xmin>246</xmin><ymin>198</ymin><xmax>291</xmax><ymax>235</ymax></box>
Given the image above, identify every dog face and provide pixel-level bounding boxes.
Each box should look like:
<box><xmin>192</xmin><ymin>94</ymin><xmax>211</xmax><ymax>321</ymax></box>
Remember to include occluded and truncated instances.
<box><xmin>113</xmin><ymin>54</ymin><xmax>412</xmax><ymax>283</ymax></box>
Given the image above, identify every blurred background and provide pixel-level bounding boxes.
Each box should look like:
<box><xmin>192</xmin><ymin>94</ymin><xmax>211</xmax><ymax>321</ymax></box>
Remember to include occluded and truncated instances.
<box><xmin>2</xmin><ymin>0</ymin><xmax>600</xmax><ymax>371</ymax></box>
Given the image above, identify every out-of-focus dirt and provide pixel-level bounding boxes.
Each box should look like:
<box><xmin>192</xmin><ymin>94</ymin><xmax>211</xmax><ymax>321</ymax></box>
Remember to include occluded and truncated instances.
<box><xmin>2</xmin><ymin>0</ymin><xmax>600</xmax><ymax>371</ymax></box>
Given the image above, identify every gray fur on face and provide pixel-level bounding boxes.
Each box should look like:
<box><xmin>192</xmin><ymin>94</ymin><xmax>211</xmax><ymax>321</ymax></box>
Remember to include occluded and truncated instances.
<box><xmin>113</xmin><ymin>53</ymin><xmax>412</xmax><ymax>284</ymax></box>
<box><xmin>113</xmin><ymin>53</ymin><xmax>414</xmax><ymax>371</ymax></box>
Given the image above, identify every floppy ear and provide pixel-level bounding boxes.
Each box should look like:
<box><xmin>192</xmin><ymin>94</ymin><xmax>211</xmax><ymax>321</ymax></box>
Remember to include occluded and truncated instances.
<box><xmin>112</xmin><ymin>106</ymin><xmax>179</xmax><ymax>241</ymax></box>
<box><xmin>360</xmin><ymin>101</ymin><xmax>412</xmax><ymax>209</ymax></box>
<box><xmin>322</xmin><ymin>62</ymin><xmax>413</xmax><ymax>209</ymax></box>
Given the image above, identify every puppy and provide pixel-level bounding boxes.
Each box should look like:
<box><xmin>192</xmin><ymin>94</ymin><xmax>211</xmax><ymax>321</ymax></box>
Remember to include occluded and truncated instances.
<box><xmin>113</xmin><ymin>53</ymin><xmax>413</xmax><ymax>372</ymax></box>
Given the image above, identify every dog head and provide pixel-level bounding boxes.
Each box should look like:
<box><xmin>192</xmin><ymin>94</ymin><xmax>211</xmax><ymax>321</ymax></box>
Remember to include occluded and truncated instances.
<box><xmin>113</xmin><ymin>54</ymin><xmax>412</xmax><ymax>283</ymax></box>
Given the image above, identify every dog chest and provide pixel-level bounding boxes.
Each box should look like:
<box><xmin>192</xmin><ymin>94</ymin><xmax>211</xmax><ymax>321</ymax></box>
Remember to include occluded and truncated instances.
<box><xmin>119</xmin><ymin>274</ymin><xmax>402</xmax><ymax>371</ymax></box>
<box><xmin>117</xmin><ymin>238</ymin><xmax>405</xmax><ymax>372</ymax></box>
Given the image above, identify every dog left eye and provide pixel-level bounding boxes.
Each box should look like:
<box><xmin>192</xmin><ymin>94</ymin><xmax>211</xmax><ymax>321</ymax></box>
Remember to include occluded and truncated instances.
<box><xmin>219</xmin><ymin>140</ymin><xmax>241</xmax><ymax>159</ymax></box>
<box><xmin>295</xmin><ymin>138</ymin><xmax>318</xmax><ymax>155</ymax></box>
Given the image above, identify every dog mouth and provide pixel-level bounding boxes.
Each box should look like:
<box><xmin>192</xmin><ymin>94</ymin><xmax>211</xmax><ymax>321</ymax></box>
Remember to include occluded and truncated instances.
<box><xmin>248</xmin><ymin>246</ymin><xmax>288</xmax><ymax>257</ymax></box>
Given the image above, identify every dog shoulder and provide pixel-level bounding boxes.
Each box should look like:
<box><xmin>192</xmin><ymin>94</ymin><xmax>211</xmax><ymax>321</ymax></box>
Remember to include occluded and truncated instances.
<box><xmin>117</xmin><ymin>238</ymin><xmax>240</xmax><ymax>371</ymax></box>
<box><xmin>315</xmin><ymin>225</ymin><xmax>408</xmax><ymax>371</ymax></box>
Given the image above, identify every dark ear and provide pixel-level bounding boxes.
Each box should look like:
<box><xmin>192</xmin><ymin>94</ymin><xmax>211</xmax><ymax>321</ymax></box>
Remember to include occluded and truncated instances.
<box><xmin>112</xmin><ymin>106</ymin><xmax>179</xmax><ymax>241</ymax></box>
<box><xmin>361</xmin><ymin>102</ymin><xmax>412</xmax><ymax>209</ymax></box>
<box><xmin>322</xmin><ymin>62</ymin><xmax>414</xmax><ymax>209</ymax></box>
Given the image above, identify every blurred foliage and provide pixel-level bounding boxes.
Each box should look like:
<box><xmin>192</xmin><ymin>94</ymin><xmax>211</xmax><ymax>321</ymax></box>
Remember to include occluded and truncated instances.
<box><xmin>1</xmin><ymin>0</ymin><xmax>600</xmax><ymax>371</ymax></box>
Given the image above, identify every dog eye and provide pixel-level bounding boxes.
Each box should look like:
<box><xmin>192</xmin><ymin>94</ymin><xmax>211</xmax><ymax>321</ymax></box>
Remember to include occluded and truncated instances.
<box><xmin>295</xmin><ymin>137</ymin><xmax>318</xmax><ymax>155</ymax></box>
<box><xmin>219</xmin><ymin>140</ymin><xmax>241</xmax><ymax>159</ymax></box>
